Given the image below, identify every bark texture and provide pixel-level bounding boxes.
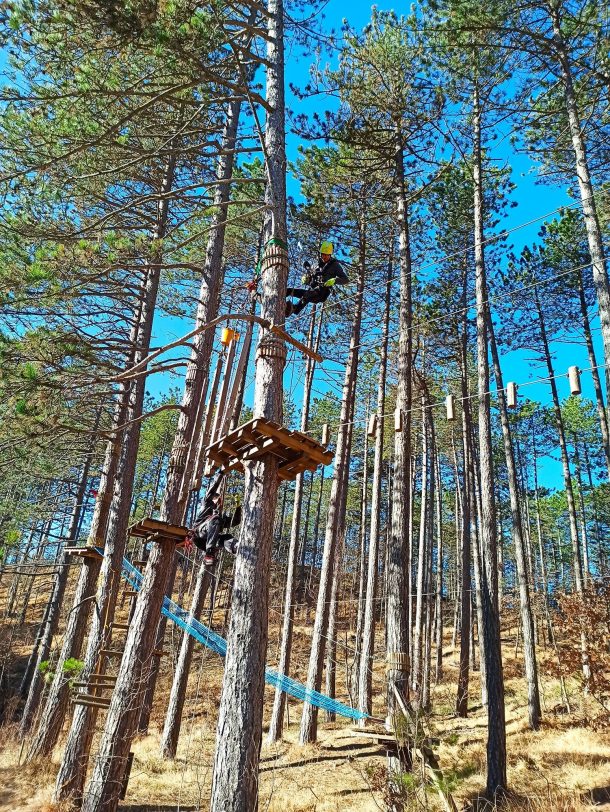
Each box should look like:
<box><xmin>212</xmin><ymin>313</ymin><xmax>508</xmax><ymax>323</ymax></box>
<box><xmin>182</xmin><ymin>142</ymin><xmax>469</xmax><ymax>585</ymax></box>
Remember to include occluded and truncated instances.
<box><xmin>210</xmin><ymin>1</ymin><xmax>287</xmax><ymax>805</ymax></box>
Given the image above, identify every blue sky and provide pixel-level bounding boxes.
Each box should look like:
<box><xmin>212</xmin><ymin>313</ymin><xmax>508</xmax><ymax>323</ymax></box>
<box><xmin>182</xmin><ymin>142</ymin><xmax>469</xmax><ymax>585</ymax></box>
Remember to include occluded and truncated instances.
<box><xmin>144</xmin><ymin>1</ymin><xmax>604</xmax><ymax>491</ymax></box>
<box><xmin>1</xmin><ymin>2</ymin><xmax>603</xmax><ymax>493</ymax></box>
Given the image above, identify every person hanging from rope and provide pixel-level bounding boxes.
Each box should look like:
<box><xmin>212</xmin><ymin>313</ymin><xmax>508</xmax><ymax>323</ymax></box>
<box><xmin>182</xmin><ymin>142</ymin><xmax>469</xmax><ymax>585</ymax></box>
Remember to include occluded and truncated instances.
<box><xmin>285</xmin><ymin>240</ymin><xmax>348</xmax><ymax>317</ymax></box>
<box><xmin>189</xmin><ymin>470</ymin><xmax>242</xmax><ymax>565</ymax></box>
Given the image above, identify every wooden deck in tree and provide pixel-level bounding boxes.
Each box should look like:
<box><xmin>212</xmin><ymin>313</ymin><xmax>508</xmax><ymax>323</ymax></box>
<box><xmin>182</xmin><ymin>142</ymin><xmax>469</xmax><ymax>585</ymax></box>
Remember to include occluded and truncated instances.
<box><xmin>127</xmin><ymin>517</ymin><xmax>189</xmax><ymax>545</ymax></box>
<box><xmin>64</xmin><ymin>546</ymin><xmax>104</xmax><ymax>560</ymax></box>
<box><xmin>206</xmin><ymin>417</ymin><xmax>333</xmax><ymax>481</ymax></box>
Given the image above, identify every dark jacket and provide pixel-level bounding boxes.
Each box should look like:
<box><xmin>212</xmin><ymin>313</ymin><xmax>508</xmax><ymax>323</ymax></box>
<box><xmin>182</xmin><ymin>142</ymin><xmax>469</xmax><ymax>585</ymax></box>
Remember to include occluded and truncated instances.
<box><xmin>313</xmin><ymin>257</ymin><xmax>348</xmax><ymax>287</ymax></box>
<box><xmin>193</xmin><ymin>470</ymin><xmax>224</xmax><ymax>526</ymax></box>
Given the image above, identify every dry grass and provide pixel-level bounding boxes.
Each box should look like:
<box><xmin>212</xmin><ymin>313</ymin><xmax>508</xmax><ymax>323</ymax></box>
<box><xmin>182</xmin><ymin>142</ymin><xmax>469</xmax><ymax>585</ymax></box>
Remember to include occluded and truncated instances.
<box><xmin>1</xmin><ymin>581</ymin><xmax>609</xmax><ymax>811</ymax></box>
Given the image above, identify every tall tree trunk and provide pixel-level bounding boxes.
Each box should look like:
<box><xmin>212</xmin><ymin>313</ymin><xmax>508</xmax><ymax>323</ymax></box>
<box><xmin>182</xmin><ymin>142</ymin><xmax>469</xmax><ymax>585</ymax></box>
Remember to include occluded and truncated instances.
<box><xmin>575</xmin><ymin>266</ymin><xmax>610</xmax><ymax>480</ymax></box>
<box><xmin>299</xmin><ymin>232</ymin><xmax>365</xmax><ymax>744</ymax></box>
<box><xmin>472</xmin><ymin>82</ymin><xmax>507</xmax><ymax>797</ymax></box>
<box><xmin>421</xmin><ymin>402</ymin><xmax>436</xmax><ymax>711</ymax></box>
<box><xmin>27</xmin><ymin>383</ymin><xmax>131</xmax><ymax>760</ymax></box>
<box><xmin>357</xmin><ymin>261</ymin><xmax>391</xmax><ymax>721</ymax></box>
<box><xmin>434</xmin><ymin>450</ymin><xmax>444</xmax><ymax>685</ymax></box>
<box><xmin>55</xmin><ymin>155</ymin><xmax>174</xmax><ymax>806</ymax></box>
<box><xmin>534</xmin><ymin>287</ymin><xmax>583</xmax><ymax>590</ymax></box>
<box><xmin>548</xmin><ymin>1</ymin><xmax>610</xmax><ymax>380</ymax></box>
<box><xmin>583</xmin><ymin>444</ymin><xmax>606</xmax><ymax>576</ymax></box>
<box><xmin>412</xmin><ymin>393</ymin><xmax>429</xmax><ymax>697</ymax></box>
<box><xmin>456</xmin><ymin>315</ymin><xmax>472</xmax><ymax>716</ymax></box>
<box><xmin>572</xmin><ymin>437</ymin><xmax>590</xmax><ymax>586</ymax></box>
<box><xmin>159</xmin><ymin>559</ymin><xmax>216</xmax><ymax>758</ymax></box>
<box><xmin>385</xmin><ymin>125</ymin><xmax>412</xmax><ymax>741</ymax></box>
<box><xmin>352</xmin><ymin>424</ymin><xmax>370</xmax><ymax>701</ymax></box>
<box><xmin>209</xmin><ymin>2</ymin><xmax>287</xmax><ymax>806</ymax></box>
<box><xmin>20</xmin><ymin>430</ymin><xmax>98</xmax><ymax>733</ymax></box>
<box><xmin>488</xmin><ymin>311</ymin><xmax>541</xmax><ymax>730</ymax></box>
<box><xmin>138</xmin><ymin>79</ymin><xmax>254</xmax><ymax>735</ymax></box>
<box><xmin>532</xmin><ymin>434</ymin><xmax>554</xmax><ymax>644</ymax></box>
<box><xmin>267</xmin><ymin>307</ymin><xmax>320</xmax><ymax>742</ymax></box>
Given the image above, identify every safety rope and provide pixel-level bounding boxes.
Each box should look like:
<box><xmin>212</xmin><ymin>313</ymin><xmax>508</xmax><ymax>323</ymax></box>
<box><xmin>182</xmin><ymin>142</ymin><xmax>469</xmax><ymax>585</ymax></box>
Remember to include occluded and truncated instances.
<box><xmin>110</xmin><ymin>552</ymin><xmax>368</xmax><ymax>722</ymax></box>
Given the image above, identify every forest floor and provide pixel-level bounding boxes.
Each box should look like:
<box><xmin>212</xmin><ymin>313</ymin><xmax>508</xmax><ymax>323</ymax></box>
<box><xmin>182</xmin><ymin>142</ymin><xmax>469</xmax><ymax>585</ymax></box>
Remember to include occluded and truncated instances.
<box><xmin>0</xmin><ymin>576</ymin><xmax>609</xmax><ymax>811</ymax></box>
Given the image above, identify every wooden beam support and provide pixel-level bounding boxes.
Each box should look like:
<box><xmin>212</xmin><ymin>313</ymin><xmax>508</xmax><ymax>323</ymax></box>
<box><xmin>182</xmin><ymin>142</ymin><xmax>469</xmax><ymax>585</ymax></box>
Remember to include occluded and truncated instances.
<box><xmin>64</xmin><ymin>546</ymin><xmax>104</xmax><ymax>561</ymax></box>
<box><xmin>72</xmin><ymin>694</ymin><xmax>111</xmax><ymax>709</ymax></box>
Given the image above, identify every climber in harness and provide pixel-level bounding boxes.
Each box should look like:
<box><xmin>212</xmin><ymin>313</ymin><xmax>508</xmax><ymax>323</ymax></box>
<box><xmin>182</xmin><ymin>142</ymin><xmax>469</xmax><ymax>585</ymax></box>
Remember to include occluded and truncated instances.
<box><xmin>189</xmin><ymin>470</ymin><xmax>242</xmax><ymax>565</ymax></box>
<box><xmin>285</xmin><ymin>241</ymin><xmax>348</xmax><ymax>317</ymax></box>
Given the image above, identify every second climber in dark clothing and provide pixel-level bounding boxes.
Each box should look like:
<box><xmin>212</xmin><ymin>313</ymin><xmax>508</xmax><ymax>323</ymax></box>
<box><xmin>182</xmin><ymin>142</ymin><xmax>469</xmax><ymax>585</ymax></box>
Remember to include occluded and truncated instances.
<box><xmin>285</xmin><ymin>240</ymin><xmax>348</xmax><ymax>317</ymax></box>
<box><xmin>190</xmin><ymin>470</ymin><xmax>242</xmax><ymax>565</ymax></box>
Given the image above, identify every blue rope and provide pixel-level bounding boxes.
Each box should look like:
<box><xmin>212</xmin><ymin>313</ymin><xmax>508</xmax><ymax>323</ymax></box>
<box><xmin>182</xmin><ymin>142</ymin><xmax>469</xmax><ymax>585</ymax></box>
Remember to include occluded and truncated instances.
<box><xmin>115</xmin><ymin>553</ymin><xmax>368</xmax><ymax>721</ymax></box>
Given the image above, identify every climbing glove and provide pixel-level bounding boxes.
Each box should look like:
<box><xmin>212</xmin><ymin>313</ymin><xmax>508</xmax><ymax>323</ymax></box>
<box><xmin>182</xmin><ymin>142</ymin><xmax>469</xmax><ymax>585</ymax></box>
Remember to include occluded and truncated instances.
<box><xmin>324</xmin><ymin>277</ymin><xmax>336</xmax><ymax>287</ymax></box>
<box><xmin>301</xmin><ymin>273</ymin><xmax>312</xmax><ymax>285</ymax></box>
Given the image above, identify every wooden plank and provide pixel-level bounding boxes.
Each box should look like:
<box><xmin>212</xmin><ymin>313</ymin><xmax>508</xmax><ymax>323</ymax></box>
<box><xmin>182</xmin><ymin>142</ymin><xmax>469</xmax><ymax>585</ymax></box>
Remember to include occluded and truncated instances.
<box><xmin>72</xmin><ymin>694</ymin><xmax>111</xmax><ymax>709</ymax></box>
<box><xmin>349</xmin><ymin>729</ymin><xmax>398</xmax><ymax>744</ymax></box>
<box><xmin>128</xmin><ymin>517</ymin><xmax>188</xmax><ymax>542</ymax></box>
<box><xmin>252</xmin><ymin>420</ymin><xmax>332</xmax><ymax>465</ymax></box>
<box><xmin>206</xmin><ymin>416</ymin><xmax>333</xmax><ymax>481</ymax></box>
<box><xmin>100</xmin><ymin>649</ymin><xmax>124</xmax><ymax>657</ymax></box>
<box><xmin>64</xmin><ymin>546</ymin><xmax>103</xmax><ymax>560</ymax></box>
<box><xmin>240</xmin><ymin>435</ymin><xmax>284</xmax><ymax>462</ymax></box>
<box><xmin>72</xmin><ymin>680</ymin><xmax>116</xmax><ymax>690</ymax></box>
<box><xmin>111</xmin><ymin>622</ymin><xmax>130</xmax><ymax>631</ymax></box>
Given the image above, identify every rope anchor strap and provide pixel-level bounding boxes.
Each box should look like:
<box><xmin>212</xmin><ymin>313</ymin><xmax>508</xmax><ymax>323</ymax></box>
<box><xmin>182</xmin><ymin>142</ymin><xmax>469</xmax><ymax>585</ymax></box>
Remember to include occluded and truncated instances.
<box><xmin>254</xmin><ymin>236</ymin><xmax>289</xmax><ymax>276</ymax></box>
<box><xmin>256</xmin><ymin>332</ymin><xmax>287</xmax><ymax>363</ymax></box>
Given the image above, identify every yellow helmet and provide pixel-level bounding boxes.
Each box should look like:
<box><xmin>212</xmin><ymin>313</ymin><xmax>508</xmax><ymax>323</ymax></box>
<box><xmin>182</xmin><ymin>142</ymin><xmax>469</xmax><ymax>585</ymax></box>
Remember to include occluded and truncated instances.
<box><xmin>320</xmin><ymin>240</ymin><xmax>334</xmax><ymax>255</ymax></box>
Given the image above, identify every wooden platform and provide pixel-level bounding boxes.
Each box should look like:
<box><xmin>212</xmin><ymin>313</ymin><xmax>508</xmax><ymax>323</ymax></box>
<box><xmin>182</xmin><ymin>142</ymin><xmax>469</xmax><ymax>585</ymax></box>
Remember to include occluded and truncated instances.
<box><xmin>206</xmin><ymin>418</ymin><xmax>333</xmax><ymax>481</ymax></box>
<box><xmin>128</xmin><ymin>517</ymin><xmax>189</xmax><ymax>545</ymax></box>
<box><xmin>64</xmin><ymin>546</ymin><xmax>103</xmax><ymax>560</ymax></box>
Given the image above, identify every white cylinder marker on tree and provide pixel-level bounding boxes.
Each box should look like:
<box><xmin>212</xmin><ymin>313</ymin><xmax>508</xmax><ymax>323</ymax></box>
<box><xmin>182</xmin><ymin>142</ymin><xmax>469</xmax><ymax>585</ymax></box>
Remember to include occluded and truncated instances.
<box><xmin>367</xmin><ymin>412</ymin><xmax>378</xmax><ymax>438</ymax></box>
<box><xmin>568</xmin><ymin>366</ymin><xmax>581</xmax><ymax>395</ymax></box>
<box><xmin>506</xmin><ymin>382</ymin><xmax>517</xmax><ymax>409</ymax></box>
<box><xmin>445</xmin><ymin>394</ymin><xmax>455</xmax><ymax>421</ymax></box>
<box><xmin>321</xmin><ymin>423</ymin><xmax>329</xmax><ymax>447</ymax></box>
<box><xmin>394</xmin><ymin>407</ymin><xmax>403</xmax><ymax>433</ymax></box>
